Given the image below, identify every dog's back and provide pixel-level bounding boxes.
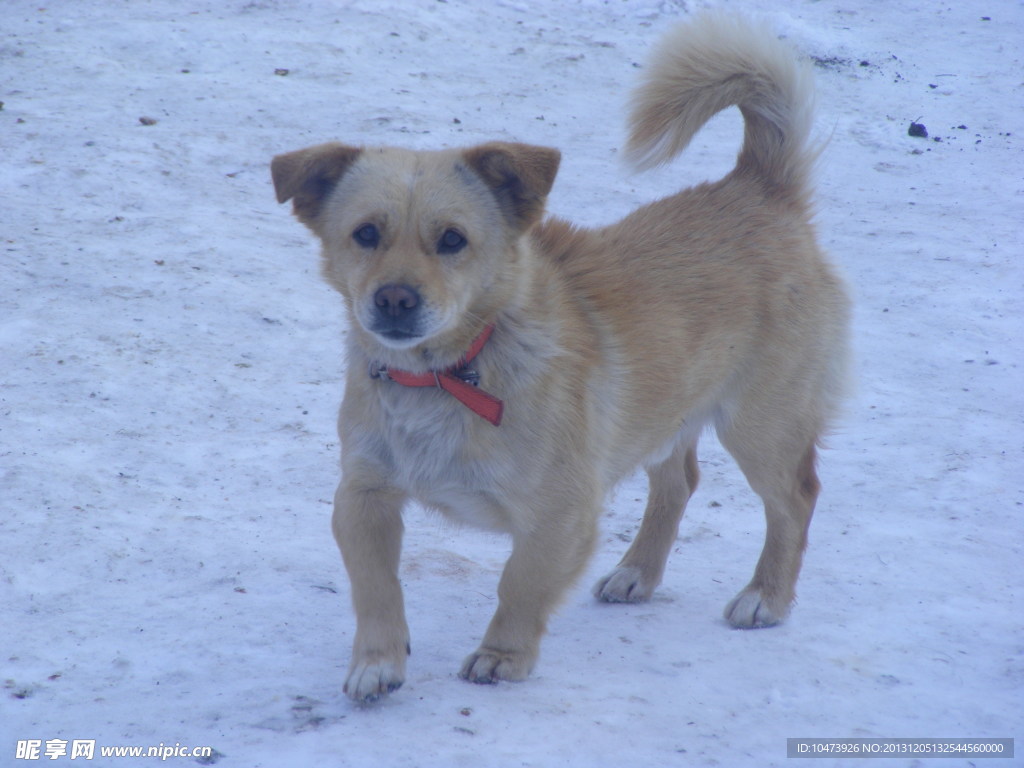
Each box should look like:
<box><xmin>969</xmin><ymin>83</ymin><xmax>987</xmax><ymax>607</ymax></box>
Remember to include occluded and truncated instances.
<box><xmin>536</xmin><ymin>15</ymin><xmax>849</xmax><ymax>490</ymax></box>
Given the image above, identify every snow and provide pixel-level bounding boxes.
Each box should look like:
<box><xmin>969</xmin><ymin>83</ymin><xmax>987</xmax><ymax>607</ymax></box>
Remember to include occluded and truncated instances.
<box><xmin>2</xmin><ymin>0</ymin><xmax>1021</xmax><ymax>765</ymax></box>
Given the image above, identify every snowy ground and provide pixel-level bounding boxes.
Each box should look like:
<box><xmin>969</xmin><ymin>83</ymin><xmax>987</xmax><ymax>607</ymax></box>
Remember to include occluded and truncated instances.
<box><xmin>2</xmin><ymin>1</ymin><xmax>1021</xmax><ymax>766</ymax></box>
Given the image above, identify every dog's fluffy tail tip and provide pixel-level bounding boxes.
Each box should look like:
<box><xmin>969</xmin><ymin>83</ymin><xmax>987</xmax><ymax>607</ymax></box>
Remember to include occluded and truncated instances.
<box><xmin>626</xmin><ymin>13</ymin><xmax>817</xmax><ymax>192</ymax></box>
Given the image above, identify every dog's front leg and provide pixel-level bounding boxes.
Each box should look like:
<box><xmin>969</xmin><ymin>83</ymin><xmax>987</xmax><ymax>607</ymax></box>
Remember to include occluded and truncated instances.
<box><xmin>333</xmin><ymin>482</ymin><xmax>410</xmax><ymax>702</ymax></box>
<box><xmin>460</xmin><ymin>504</ymin><xmax>598</xmax><ymax>684</ymax></box>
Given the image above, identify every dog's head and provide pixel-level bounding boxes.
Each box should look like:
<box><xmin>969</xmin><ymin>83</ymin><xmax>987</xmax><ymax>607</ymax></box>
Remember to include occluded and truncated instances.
<box><xmin>272</xmin><ymin>141</ymin><xmax>560</xmax><ymax>367</ymax></box>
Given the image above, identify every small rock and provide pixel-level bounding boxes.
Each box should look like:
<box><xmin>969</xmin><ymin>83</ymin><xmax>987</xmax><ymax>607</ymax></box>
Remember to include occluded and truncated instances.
<box><xmin>139</xmin><ymin>116</ymin><xmax>158</xmax><ymax>126</ymax></box>
<box><xmin>908</xmin><ymin>122</ymin><xmax>928</xmax><ymax>138</ymax></box>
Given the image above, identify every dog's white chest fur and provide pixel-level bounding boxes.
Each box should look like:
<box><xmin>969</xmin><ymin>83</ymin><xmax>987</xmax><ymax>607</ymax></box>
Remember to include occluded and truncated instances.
<box><xmin>373</xmin><ymin>386</ymin><xmax>515</xmax><ymax>531</ymax></box>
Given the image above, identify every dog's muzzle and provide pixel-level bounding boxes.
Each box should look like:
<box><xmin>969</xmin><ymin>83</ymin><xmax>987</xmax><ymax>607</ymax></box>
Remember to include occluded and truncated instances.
<box><xmin>371</xmin><ymin>283</ymin><xmax>423</xmax><ymax>342</ymax></box>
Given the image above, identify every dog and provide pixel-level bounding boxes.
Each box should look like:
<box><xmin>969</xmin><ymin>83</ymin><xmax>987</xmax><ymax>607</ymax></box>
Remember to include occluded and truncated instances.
<box><xmin>271</xmin><ymin>13</ymin><xmax>850</xmax><ymax>702</ymax></box>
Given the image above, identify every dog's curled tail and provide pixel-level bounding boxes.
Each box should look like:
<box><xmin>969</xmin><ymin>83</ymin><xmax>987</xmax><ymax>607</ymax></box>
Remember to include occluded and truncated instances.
<box><xmin>626</xmin><ymin>14</ymin><xmax>817</xmax><ymax>197</ymax></box>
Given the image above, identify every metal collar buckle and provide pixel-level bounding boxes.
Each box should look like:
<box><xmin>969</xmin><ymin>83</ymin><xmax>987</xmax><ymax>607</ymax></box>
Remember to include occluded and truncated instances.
<box><xmin>452</xmin><ymin>367</ymin><xmax>480</xmax><ymax>387</ymax></box>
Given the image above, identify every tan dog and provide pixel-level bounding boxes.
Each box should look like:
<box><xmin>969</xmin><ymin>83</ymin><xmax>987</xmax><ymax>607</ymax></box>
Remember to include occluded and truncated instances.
<box><xmin>272</xmin><ymin>14</ymin><xmax>849</xmax><ymax>702</ymax></box>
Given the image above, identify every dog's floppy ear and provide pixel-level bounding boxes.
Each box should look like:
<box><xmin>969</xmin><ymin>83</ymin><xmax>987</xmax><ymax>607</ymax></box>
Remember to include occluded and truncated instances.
<box><xmin>462</xmin><ymin>142</ymin><xmax>561</xmax><ymax>231</ymax></box>
<box><xmin>271</xmin><ymin>142</ymin><xmax>362</xmax><ymax>230</ymax></box>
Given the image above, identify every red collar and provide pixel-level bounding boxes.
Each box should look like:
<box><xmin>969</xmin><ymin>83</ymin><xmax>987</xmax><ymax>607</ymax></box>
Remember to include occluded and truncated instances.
<box><xmin>370</xmin><ymin>324</ymin><xmax>504</xmax><ymax>426</ymax></box>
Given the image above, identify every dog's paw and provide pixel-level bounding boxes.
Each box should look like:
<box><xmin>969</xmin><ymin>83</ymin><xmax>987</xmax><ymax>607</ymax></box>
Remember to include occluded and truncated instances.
<box><xmin>592</xmin><ymin>565</ymin><xmax>656</xmax><ymax>603</ymax></box>
<box><xmin>344</xmin><ymin>656</ymin><xmax>405</xmax><ymax>703</ymax></box>
<box><xmin>459</xmin><ymin>648</ymin><xmax>535</xmax><ymax>685</ymax></box>
<box><xmin>723</xmin><ymin>587</ymin><xmax>788</xmax><ymax>628</ymax></box>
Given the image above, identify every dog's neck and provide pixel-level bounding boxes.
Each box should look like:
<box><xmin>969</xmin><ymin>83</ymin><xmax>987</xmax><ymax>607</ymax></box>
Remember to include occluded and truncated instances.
<box><xmin>368</xmin><ymin>324</ymin><xmax>504</xmax><ymax>426</ymax></box>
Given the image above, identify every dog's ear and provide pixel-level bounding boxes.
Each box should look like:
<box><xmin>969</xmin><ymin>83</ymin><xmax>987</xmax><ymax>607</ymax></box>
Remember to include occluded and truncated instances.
<box><xmin>271</xmin><ymin>143</ymin><xmax>362</xmax><ymax>230</ymax></box>
<box><xmin>462</xmin><ymin>142</ymin><xmax>561</xmax><ymax>231</ymax></box>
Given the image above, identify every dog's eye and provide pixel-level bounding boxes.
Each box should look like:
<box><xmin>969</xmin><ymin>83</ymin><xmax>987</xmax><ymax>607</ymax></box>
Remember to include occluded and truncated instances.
<box><xmin>437</xmin><ymin>228</ymin><xmax>467</xmax><ymax>255</ymax></box>
<box><xmin>353</xmin><ymin>224</ymin><xmax>380</xmax><ymax>249</ymax></box>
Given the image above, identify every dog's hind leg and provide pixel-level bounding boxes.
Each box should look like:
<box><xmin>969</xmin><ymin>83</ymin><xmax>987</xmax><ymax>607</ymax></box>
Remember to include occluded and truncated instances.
<box><xmin>717</xmin><ymin>409</ymin><xmax>823</xmax><ymax>628</ymax></box>
<box><xmin>593</xmin><ymin>439</ymin><xmax>699</xmax><ymax>603</ymax></box>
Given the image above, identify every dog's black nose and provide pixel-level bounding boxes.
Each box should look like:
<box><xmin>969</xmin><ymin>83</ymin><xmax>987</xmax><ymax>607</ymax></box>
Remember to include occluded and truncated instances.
<box><xmin>372</xmin><ymin>285</ymin><xmax>422</xmax><ymax>340</ymax></box>
<box><xmin>374</xmin><ymin>284</ymin><xmax>420</xmax><ymax>318</ymax></box>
